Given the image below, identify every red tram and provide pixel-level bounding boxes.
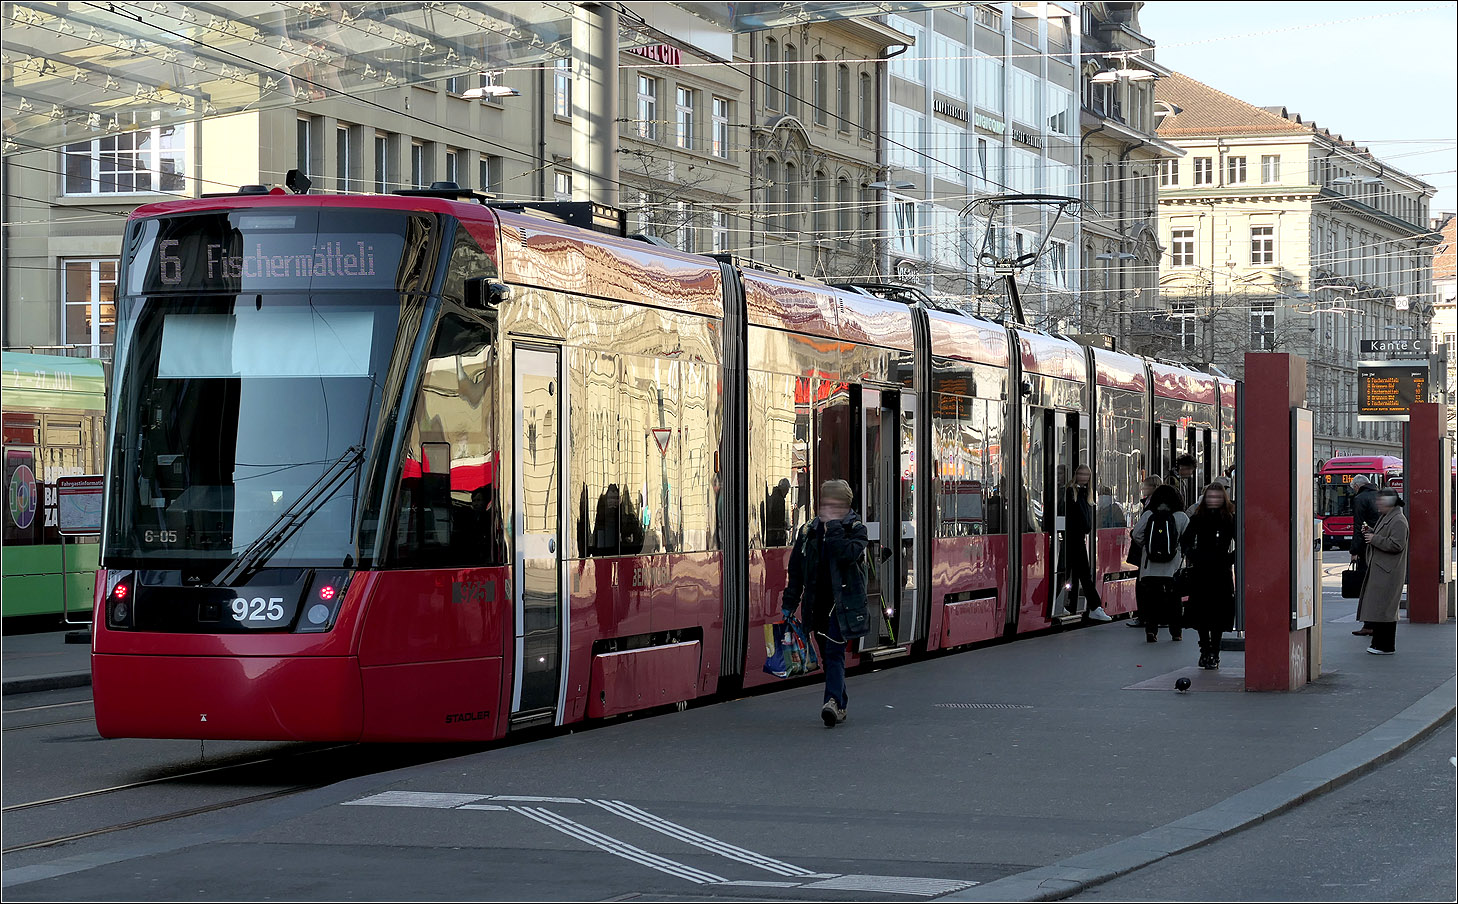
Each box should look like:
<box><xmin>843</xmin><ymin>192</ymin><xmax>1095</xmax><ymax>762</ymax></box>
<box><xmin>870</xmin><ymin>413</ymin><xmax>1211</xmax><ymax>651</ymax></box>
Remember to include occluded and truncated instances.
<box><xmin>92</xmin><ymin>188</ymin><xmax>1237</xmax><ymax>742</ymax></box>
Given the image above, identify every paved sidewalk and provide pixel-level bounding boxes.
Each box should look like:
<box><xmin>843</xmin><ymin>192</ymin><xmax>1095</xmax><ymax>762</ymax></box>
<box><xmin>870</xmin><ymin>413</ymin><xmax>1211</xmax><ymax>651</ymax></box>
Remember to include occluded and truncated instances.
<box><xmin>4</xmin><ymin>587</ymin><xmax>1453</xmax><ymax>901</ymax></box>
<box><xmin>1</xmin><ymin>629</ymin><xmax>92</xmax><ymax>696</ymax></box>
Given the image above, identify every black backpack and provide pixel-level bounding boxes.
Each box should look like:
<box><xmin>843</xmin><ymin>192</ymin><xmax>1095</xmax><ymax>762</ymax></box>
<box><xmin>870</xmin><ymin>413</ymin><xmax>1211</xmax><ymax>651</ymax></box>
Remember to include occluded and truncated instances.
<box><xmin>1144</xmin><ymin>507</ymin><xmax>1180</xmax><ymax>563</ymax></box>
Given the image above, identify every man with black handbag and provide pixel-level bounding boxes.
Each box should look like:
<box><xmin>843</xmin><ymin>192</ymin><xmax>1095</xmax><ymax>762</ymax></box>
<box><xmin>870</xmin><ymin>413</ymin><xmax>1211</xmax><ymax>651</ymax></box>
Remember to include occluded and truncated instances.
<box><xmin>1348</xmin><ymin>475</ymin><xmax>1379</xmax><ymax>635</ymax></box>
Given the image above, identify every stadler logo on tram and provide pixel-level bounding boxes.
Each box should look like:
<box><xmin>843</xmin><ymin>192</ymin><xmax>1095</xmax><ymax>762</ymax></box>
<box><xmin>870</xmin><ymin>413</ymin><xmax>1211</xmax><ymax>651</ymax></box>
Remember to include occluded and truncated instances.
<box><xmin>89</xmin><ymin>183</ymin><xmax>1239</xmax><ymax>743</ymax></box>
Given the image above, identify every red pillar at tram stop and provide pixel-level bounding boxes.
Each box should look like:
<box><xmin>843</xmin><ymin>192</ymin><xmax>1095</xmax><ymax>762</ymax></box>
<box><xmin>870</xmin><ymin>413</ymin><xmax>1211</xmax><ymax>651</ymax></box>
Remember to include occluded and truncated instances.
<box><xmin>1406</xmin><ymin>402</ymin><xmax>1451</xmax><ymax>624</ymax></box>
<box><xmin>1242</xmin><ymin>353</ymin><xmax>1313</xmax><ymax>691</ymax></box>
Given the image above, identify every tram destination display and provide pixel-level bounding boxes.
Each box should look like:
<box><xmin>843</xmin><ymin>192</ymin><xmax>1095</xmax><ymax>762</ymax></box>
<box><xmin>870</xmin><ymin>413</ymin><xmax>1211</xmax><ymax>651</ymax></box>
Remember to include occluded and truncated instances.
<box><xmin>1357</xmin><ymin>364</ymin><xmax>1428</xmax><ymax>421</ymax></box>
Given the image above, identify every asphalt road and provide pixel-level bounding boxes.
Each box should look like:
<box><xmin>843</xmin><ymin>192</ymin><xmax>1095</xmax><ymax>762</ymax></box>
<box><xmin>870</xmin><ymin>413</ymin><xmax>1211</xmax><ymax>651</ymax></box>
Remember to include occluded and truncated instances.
<box><xmin>1069</xmin><ymin>725</ymin><xmax>1457</xmax><ymax>902</ymax></box>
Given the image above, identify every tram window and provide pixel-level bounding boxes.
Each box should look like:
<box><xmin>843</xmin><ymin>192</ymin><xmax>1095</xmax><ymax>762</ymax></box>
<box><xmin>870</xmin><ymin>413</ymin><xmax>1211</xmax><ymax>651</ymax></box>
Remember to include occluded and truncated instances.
<box><xmin>620</xmin><ymin>354</ymin><xmax>680</xmax><ymax>555</ymax></box>
<box><xmin>933</xmin><ymin>393</ymin><xmax>1006</xmax><ymax>538</ymax></box>
<box><xmin>679</xmin><ymin>360</ymin><xmax>715</xmax><ymax>552</ymax></box>
<box><xmin>1023</xmin><ymin>408</ymin><xmax>1046</xmax><ymax>534</ymax></box>
<box><xmin>1097</xmin><ymin>389</ymin><xmax>1145</xmax><ymax>530</ymax></box>
<box><xmin>814</xmin><ymin>381</ymin><xmax>851</xmax><ymax>502</ymax></box>
<box><xmin>571</xmin><ymin>350</ymin><xmax>628</xmax><ymax>558</ymax></box>
<box><xmin>390</xmin><ymin>314</ymin><xmax>504</xmax><ymax>568</ymax></box>
<box><xmin>747</xmin><ymin>371</ymin><xmax>799</xmax><ymax>549</ymax></box>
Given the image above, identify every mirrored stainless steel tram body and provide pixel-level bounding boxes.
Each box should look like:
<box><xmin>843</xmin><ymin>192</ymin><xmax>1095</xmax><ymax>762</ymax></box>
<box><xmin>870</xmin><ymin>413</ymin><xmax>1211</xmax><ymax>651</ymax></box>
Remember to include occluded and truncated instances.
<box><xmin>92</xmin><ymin>193</ymin><xmax>1239</xmax><ymax>742</ymax></box>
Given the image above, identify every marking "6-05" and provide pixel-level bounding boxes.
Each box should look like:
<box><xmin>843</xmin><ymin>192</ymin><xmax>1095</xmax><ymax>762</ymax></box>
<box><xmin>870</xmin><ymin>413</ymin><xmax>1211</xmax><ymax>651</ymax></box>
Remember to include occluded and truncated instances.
<box><xmin>231</xmin><ymin>597</ymin><xmax>285</xmax><ymax>622</ymax></box>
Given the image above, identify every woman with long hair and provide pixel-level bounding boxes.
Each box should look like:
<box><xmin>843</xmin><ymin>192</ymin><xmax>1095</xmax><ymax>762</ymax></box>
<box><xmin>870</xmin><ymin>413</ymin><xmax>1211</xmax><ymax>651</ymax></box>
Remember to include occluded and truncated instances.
<box><xmin>1182</xmin><ymin>482</ymin><xmax>1237</xmax><ymax>669</ymax></box>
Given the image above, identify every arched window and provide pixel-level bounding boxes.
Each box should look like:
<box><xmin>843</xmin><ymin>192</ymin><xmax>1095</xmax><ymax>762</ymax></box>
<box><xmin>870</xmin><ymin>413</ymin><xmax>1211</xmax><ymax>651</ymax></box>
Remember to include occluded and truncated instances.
<box><xmin>764</xmin><ymin>39</ymin><xmax>780</xmax><ymax>109</ymax></box>
<box><xmin>813</xmin><ymin>170</ymin><xmax>828</xmax><ymax>236</ymax></box>
<box><xmin>837</xmin><ymin>177</ymin><xmax>852</xmax><ymax>238</ymax></box>
<box><xmin>813</xmin><ymin>56</ymin><xmax>827</xmax><ymax>124</ymax></box>
<box><xmin>783</xmin><ymin>160</ymin><xmax>799</xmax><ymax>232</ymax></box>
<box><xmin>765</xmin><ymin>158</ymin><xmax>781</xmax><ymax>212</ymax></box>
<box><xmin>836</xmin><ymin>64</ymin><xmax>850</xmax><ymax>130</ymax></box>
<box><xmin>859</xmin><ymin>72</ymin><xmax>873</xmax><ymax>139</ymax></box>
<box><xmin>784</xmin><ymin>44</ymin><xmax>800</xmax><ymax>117</ymax></box>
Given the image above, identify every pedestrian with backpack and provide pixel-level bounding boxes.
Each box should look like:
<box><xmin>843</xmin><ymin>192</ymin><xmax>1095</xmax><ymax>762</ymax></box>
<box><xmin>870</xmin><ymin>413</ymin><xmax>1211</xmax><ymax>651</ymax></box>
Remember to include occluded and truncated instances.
<box><xmin>1182</xmin><ymin>482</ymin><xmax>1237</xmax><ymax>668</ymax></box>
<box><xmin>782</xmin><ymin>479</ymin><xmax>870</xmax><ymax>728</ymax></box>
<box><xmin>1127</xmin><ymin>475</ymin><xmax>1165</xmax><ymax>630</ymax></box>
<box><xmin>1129</xmin><ymin>484</ymin><xmax>1189</xmax><ymax>642</ymax></box>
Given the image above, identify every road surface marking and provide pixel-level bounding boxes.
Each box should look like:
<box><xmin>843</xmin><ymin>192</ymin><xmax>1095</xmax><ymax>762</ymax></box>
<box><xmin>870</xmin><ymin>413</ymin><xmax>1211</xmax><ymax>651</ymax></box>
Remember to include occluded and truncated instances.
<box><xmin>510</xmin><ymin>806</ymin><xmax>726</xmax><ymax>885</ymax></box>
<box><xmin>490</xmin><ymin>795</ymin><xmax>585</xmax><ymax>803</ymax></box>
<box><xmin>342</xmin><ymin>791</ymin><xmax>489</xmax><ymax>808</ymax></box>
<box><xmin>588</xmin><ymin>798</ymin><xmax>816</xmax><ymax>877</ymax></box>
<box><xmin>802</xmin><ymin>874</ymin><xmax>979</xmax><ymax>896</ymax></box>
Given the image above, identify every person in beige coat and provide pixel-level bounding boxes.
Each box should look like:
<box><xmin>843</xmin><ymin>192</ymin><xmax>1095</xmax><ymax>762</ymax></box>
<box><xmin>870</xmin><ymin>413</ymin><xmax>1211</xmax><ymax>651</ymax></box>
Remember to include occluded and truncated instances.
<box><xmin>1356</xmin><ymin>488</ymin><xmax>1409</xmax><ymax>655</ymax></box>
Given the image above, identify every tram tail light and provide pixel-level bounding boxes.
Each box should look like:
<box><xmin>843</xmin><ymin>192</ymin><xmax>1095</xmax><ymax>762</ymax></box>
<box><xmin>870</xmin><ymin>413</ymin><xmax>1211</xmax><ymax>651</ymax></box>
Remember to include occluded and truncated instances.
<box><xmin>296</xmin><ymin>571</ymin><xmax>351</xmax><ymax>633</ymax></box>
<box><xmin>107</xmin><ymin>572</ymin><xmax>136</xmax><ymax>629</ymax></box>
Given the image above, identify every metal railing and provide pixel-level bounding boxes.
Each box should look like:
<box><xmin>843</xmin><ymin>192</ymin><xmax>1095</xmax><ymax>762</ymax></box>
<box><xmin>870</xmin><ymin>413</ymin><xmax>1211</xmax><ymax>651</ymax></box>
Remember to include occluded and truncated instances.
<box><xmin>3</xmin><ymin>344</ymin><xmax>114</xmax><ymax>361</ymax></box>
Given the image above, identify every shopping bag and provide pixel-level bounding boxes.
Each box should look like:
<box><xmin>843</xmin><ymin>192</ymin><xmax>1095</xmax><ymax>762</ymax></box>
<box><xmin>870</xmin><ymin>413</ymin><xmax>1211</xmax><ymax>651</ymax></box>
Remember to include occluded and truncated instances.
<box><xmin>763</xmin><ymin>616</ymin><xmax>821</xmax><ymax>679</ymax></box>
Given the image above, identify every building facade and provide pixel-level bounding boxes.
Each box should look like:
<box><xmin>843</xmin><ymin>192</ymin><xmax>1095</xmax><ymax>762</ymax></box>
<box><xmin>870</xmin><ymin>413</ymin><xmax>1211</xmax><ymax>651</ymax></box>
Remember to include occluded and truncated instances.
<box><xmin>869</xmin><ymin>2</ymin><xmax>1081</xmax><ymax>323</ymax></box>
<box><xmin>1154</xmin><ymin>72</ymin><xmax>1437</xmax><ymax>459</ymax></box>
<box><xmin>1076</xmin><ymin>1</ymin><xmax>1182</xmax><ymax>353</ymax></box>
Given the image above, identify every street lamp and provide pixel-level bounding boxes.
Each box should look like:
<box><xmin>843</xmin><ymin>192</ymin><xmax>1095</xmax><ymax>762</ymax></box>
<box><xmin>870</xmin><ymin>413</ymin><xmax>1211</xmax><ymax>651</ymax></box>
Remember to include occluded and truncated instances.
<box><xmin>461</xmin><ymin>72</ymin><xmax>520</xmax><ymax>99</ymax></box>
<box><xmin>867</xmin><ymin>179</ymin><xmax>915</xmax><ymax>190</ymax></box>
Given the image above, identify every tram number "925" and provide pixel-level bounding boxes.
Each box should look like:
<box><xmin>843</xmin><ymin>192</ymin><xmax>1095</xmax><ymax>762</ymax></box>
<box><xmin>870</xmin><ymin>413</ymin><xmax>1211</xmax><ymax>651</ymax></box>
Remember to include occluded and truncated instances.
<box><xmin>231</xmin><ymin>597</ymin><xmax>285</xmax><ymax>622</ymax></box>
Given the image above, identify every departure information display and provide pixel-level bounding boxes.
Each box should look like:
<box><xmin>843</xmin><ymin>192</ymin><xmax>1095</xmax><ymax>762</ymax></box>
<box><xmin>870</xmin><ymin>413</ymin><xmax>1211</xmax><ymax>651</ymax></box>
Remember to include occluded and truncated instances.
<box><xmin>1357</xmin><ymin>365</ymin><xmax>1428</xmax><ymax>420</ymax></box>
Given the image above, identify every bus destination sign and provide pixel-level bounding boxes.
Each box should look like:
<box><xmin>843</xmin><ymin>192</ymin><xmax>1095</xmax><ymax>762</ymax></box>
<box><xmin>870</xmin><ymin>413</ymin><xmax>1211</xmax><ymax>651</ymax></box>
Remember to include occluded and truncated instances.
<box><xmin>1357</xmin><ymin>364</ymin><xmax>1428</xmax><ymax>422</ymax></box>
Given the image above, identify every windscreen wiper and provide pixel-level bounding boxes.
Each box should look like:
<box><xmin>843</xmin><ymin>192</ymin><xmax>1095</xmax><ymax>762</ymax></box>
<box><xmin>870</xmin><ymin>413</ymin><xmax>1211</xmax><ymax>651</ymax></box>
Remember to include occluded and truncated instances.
<box><xmin>211</xmin><ymin>444</ymin><xmax>364</xmax><ymax>588</ymax></box>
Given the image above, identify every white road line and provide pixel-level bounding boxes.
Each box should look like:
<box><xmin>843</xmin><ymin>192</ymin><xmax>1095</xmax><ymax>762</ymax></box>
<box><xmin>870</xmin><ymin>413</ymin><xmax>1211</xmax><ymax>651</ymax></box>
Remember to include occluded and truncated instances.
<box><xmin>458</xmin><ymin>804</ymin><xmax>510</xmax><ymax>811</ymax></box>
<box><xmin>490</xmin><ymin>795</ymin><xmax>585</xmax><ymax>804</ymax></box>
<box><xmin>588</xmin><ymin>799</ymin><xmax>816</xmax><ymax>877</ymax></box>
<box><xmin>713</xmin><ymin>880</ymin><xmax>805</xmax><ymax>888</ymax></box>
<box><xmin>511</xmin><ymin>806</ymin><xmax>726</xmax><ymax>885</ymax></box>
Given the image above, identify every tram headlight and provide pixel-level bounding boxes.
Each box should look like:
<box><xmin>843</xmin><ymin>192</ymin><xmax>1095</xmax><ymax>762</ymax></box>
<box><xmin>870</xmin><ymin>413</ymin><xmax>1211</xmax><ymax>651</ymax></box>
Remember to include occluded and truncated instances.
<box><xmin>295</xmin><ymin>571</ymin><xmax>351</xmax><ymax>633</ymax></box>
<box><xmin>107</xmin><ymin>572</ymin><xmax>136</xmax><ymax>629</ymax></box>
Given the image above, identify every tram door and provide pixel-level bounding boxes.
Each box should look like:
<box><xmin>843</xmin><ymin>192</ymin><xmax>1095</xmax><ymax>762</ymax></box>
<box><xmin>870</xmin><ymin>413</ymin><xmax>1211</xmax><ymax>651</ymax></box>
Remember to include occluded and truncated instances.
<box><xmin>512</xmin><ymin>347</ymin><xmax>563</xmax><ymax>723</ymax></box>
<box><xmin>858</xmin><ymin>387</ymin><xmax>909</xmax><ymax>651</ymax></box>
<box><xmin>1044</xmin><ymin>409</ymin><xmax>1083</xmax><ymax>618</ymax></box>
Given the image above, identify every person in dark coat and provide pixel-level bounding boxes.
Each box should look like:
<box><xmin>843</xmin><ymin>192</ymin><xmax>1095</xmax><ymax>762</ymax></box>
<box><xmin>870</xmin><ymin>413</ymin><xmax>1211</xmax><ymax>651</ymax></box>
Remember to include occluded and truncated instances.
<box><xmin>1060</xmin><ymin>464</ymin><xmax>1112</xmax><ymax>621</ymax></box>
<box><xmin>782</xmin><ymin>479</ymin><xmax>870</xmax><ymax>728</ymax></box>
<box><xmin>1357</xmin><ymin>489</ymin><xmax>1409</xmax><ymax>655</ymax></box>
<box><xmin>1348</xmin><ymin>475</ymin><xmax>1380</xmax><ymax>636</ymax></box>
<box><xmin>1182</xmin><ymin>482</ymin><xmax>1236</xmax><ymax>669</ymax></box>
<box><xmin>1127</xmin><ymin>475</ymin><xmax>1164</xmax><ymax>629</ymax></box>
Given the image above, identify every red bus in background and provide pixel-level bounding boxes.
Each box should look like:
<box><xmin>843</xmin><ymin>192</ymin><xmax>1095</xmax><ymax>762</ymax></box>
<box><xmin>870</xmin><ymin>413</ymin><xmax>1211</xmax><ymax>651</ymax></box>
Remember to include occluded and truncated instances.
<box><xmin>1318</xmin><ymin>455</ymin><xmax>1402</xmax><ymax>548</ymax></box>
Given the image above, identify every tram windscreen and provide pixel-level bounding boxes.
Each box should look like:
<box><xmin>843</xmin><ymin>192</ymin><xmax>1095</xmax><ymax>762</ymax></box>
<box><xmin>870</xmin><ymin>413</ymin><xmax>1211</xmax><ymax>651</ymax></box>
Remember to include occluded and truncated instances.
<box><xmin>106</xmin><ymin>209</ymin><xmax>427</xmax><ymax>571</ymax></box>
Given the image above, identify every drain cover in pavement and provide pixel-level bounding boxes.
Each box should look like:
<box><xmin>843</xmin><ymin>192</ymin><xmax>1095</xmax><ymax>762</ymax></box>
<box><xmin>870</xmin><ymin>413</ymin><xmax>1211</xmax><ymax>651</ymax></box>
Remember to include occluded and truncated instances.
<box><xmin>1124</xmin><ymin>665</ymin><xmax>1246</xmax><ymax>692</ymax></box>
<box><xmin>933</xmin><ymin>702</ymin><xmax>1033</xmax><ymax>710</ymax></box>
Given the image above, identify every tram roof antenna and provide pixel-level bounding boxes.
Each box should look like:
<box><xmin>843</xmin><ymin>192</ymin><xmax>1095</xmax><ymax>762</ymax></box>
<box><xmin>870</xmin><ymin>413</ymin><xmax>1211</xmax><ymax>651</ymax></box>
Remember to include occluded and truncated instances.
<box><xmin>960</xmin><ymin>193</ymin><xmax>1082</xmax><ymax>328</ymax></box>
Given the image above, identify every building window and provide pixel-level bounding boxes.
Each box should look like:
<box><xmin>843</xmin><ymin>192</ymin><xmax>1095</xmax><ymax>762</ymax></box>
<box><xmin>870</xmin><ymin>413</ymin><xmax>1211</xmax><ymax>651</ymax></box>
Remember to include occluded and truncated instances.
<box><xmin>297</xmin><ymin>117</ymin><xmax>314</xmax><ymax>177</ymax></box>
<box><xmin>62</xmin><ymin>259</ymin><xmax>118</xmax><ymax>356</ymax></box>
<box><xmin>336</xmin><ymin>126</ymin><xmax>353</xmax><ymax>192</ymax></box>
<box><xmin>672</xmin><ymin>201</ymin><xmax>693</xmax><ymax>251</ymax></box>
<box><xmin>859</xmin><ymin>72</ymin><xmax>873</xmax><ymax>139</ymax></box>
<box><xmin>1159</xmin><ymin>158</ymin><xmax>1179</xmax><ymax>187</ymax></box>
<box><xmin>712</xmin><ymin>97</ymin><xmax>731</xmax><ymax>158</ymax></box>
<box><xmin>764</xmin><ymin>38</ymin><xmax>779</xmax><ymax>109</ymax></box>
<box><xmin>1226</xmin><ymin>156</ymin><xmax>1247</xmax><ymax>184</ymax></box>
<box><xmin>1008</xmin><ymin>67</ymin><xmax>1040</xmax><ymax>128</ymax></box>
<box><xmin>889</xmin><ymin>17</ymin><xmax>925</xmax><ymax>84</ymax></box>
<box><xmin>1173</xmin><ymin>302</ymin><xmax>1198</xmax><ymax>351</ymax></box>
<box><xmin>374</xmin><ymin>133</ymin><xmax>389</xmax><ymax>193</ymax></box>
<box><xmin>554</xmin><ymin>58</ymin><xmax>572</xmax><ymax>118</ymax></box>
<box><xmin>933</xmin><ymin>35</ymin><xmax>967</xmax><ymax>99</ymax></box>
<box><xmin>712</xmin><ymin>210</ymin><xmax>730</xmax><ymax>253</ymax></box>
<box><xmin>554</xmin><ymin>171</ymin><xmax>572</xmax><ymax>201</ymax></box>
<box><xmin>62</xmin><ymin>120</ymin><xmax>188</xmax><ymax>195</ymax></box>
<box><xmin>784</xmin><ymin>44</ymin><xmax>800</xmax><ymax>117</ymax></box>
<box><xmin>837</xmin><ymin>178</ymin><xmax>852</xmax><ymax>239</ymax></box>
<box><xmin>892</xmin><ymin>196</ymin><xmax>919</xmax><ymax>257</ymax></box>
<box><xmin>1250</xmin><ymin>301</ymin><xmax>1275</xmax><ymax>350</ymax></box>
<box><xmin>445</xmin><ymin>149</ymin><xmax>459</xmax><ymax>186</ymax></box>
<box><xmin>837</xmin><ymin>64</ymin><xmax>850</xmax><ymax>131</ymax></box>
<box><xmin>887</xmin><ymin>105</ymin><xmax>923</xmax><ymax>169</ymax></box>
<box><xmin>1171</xmin><ymin>228</ymin><xmax>1196</xmax><ymax>266</ymax></box>
<box><xmin>1250</xmin><ymin>225</ymin><xmax>1275</xmax><ymax>265</ymax></box>
<box><xmin>765</xmin><ymin>159</ymin><xmax>781</xmax><ymax>214</ymax></box>
<box><xmin>446</xmin><ymin>75</ymin><xmax>461</xmax><ymax>94</ymax></box>
<box><xmin>1046</xmin><ymin>85</ymin><xmax>1074</xmax><ymax>136</ymax></box>
<box><xmin>1262</xmin><ymin>154</ymin><xmax>1280</xmax><ymax>184</ymax></box>
<box><xmin>1193</xmin><ymin>157</ymin><xmax>1213</xmax><ymax>186</ymax></box>
<box><xmin>974</xmin><ymin>53</ymin><xmax>1004</xmax><ymax>114</ymax></box>
<box><xmin>1102</xmin><ymin>162</ymin><xmax>1115</xmax><ymax>204</ymax></box>
<box><xmin>637</xmin><ymin>75</ymin><xmax>658</xmax><ymax>140</ymax></box>
<box><xmin>411</xmin><ymin>142</ymin><xmax>426</xmax><ymax>188</ymax></box>
<box><xmin>480</xmin><ymin>154</ymin><xmax>503</xmax><ymax>196</ymax></box>
<box><xmin>675</xmin><ymin>86</ymin><xmax>694</xmax><ymax>150</ymax></box>
<box><xmin>783</xmin><ymin>161</ymin><xmax>800</xmax><ymax>232</ymax></box>
<box><xmin>813</xmin><ymin>56</ymin><xmax>828</xmax><ymax>124</ymax></box>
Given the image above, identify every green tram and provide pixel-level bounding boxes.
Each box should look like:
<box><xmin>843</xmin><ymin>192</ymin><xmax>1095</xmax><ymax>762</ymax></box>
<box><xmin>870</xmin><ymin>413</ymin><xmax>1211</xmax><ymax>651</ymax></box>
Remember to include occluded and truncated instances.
<box><xmin>3</xmin><ymin>352</ymin><xmax>107</xmax><ymax>626</ymax></box>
